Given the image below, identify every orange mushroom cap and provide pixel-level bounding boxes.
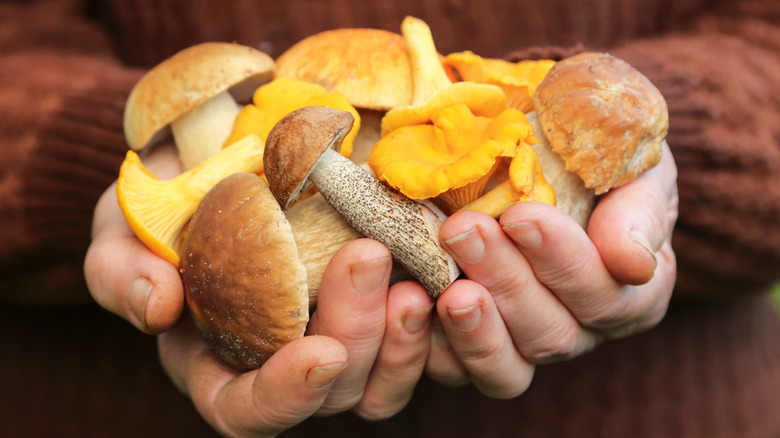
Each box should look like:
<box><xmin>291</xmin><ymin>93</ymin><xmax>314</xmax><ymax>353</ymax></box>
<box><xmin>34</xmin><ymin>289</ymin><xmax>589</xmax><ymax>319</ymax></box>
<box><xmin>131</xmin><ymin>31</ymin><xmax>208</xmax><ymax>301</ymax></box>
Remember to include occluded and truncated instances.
<box><xmin>444</xmin><ymin>51</ymin><xmax>555</xmax><ymax>113</ymax></box>
<box><xmin>369</xmin><ymin>104</ymin><xmax>537</xmax><ymax>209</ymax></box>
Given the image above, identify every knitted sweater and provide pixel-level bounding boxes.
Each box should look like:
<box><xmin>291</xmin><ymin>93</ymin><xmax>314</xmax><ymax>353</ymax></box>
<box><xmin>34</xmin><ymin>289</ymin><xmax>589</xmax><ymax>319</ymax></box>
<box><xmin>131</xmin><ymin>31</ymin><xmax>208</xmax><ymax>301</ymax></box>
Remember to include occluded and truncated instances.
<box><xmin>0</xmin><ymin>0</ymin><xmax>779</xmax><ymax>437</ymax></box>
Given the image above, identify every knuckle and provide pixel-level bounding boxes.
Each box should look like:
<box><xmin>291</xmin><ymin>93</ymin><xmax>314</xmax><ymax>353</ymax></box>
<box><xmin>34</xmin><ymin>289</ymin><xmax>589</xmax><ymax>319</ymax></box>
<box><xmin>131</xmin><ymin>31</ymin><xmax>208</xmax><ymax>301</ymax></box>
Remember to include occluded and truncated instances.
<box><xmin>522</xmin><ymin>321</ymin><xmax>585</xmax><ymax>364</ymax></box>
<box><xmin>535</xmin><ymin>253</ymin><xmax>591</xmax><ymax>292</ymax></box>
<box><xmin>455</xmin><ymin>336</ymin><xmax>506</xmax><ymax>363</ymax></box>
<box><xmin>483</xmin><ymin>269</ymin><xmax>535</xmax><ymax>299</ymax></box>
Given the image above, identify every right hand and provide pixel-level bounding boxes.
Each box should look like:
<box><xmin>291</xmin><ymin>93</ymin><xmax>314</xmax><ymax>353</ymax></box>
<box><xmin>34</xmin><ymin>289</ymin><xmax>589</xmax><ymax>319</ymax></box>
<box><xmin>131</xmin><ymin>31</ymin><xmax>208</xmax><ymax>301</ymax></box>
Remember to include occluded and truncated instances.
<box><xmin>84</xmin><ymin>144</ymin><xmax>434</xmax><ymax>436</ymax></box>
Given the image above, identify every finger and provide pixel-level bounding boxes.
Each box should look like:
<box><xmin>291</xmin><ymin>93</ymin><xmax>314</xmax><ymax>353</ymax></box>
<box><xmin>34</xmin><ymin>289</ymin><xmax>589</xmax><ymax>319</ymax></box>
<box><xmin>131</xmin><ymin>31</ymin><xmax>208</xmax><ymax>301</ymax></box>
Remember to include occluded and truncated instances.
<box><xmin>354</xmin><ymin>280</ymin><xmax>433</xmax><ymax>421</ymax></box>
<box><xmin>500</xmin><ymin>202</ymin><xmax>656</xmax><ymax>334</ymax></box>
<box><xmin>84</xmin><ymin>183</ymin><xmax>184</xmax><ymax>333</ymax></box>
<box><xmin>159</xmin><ymin>321</ymin><xmax>348</xmax><ymax>438</ymax></box>
<box><xmin>441</xmin><ymin>211</ymin><xmax>598</xmax><ymax>363</ymax></box>
<box><xmin>84</xmin><ymin>145</ymin><xmax>185</xmax><ymax>333</ymax></box>
<box><xmin>435</xmin><ymin>280</ymin><xmax>534</xmax><ymax>399</ymax></box>
<box><xmin>305</xmin><ymin>238</ymin><xmax>392</xmax><ymax>416</ymax></box>
<box><xmin>588</xmin><ymin>142</ymin><xmax>679</xmax><ymax>285</ymax></box>
<box><xmin>425</xmin><ymin>316</ymin><xmax>471</xmax><ymax>387</ymax></box>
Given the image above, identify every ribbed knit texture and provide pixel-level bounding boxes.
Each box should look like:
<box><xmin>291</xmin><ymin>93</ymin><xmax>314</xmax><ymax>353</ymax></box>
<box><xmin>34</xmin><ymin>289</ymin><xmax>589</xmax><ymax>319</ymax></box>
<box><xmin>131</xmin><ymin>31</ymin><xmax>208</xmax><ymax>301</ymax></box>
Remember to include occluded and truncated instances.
<box><xmin>612</xmin><ymin>18</ymin><xmax>780</xmax><ymax>295</ymax></box>
<box><xmin>97</xmin><ymin>0</ymin><xmax>707</xmax><ymax>66</ymax></box>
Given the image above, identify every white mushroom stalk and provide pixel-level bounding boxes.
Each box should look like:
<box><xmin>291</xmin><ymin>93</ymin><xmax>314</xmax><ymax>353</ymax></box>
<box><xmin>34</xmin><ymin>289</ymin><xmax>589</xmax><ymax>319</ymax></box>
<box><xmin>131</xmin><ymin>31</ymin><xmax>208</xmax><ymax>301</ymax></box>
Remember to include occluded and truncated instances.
<box><xmin>264</xmin><ymin>105</ymin><xmax>460</xmax><ymax>299</ymax></box>
<box><xmin>170</xmin><ymin>90</ymin><xmax>241</xmax><ymax>170</ymax></box>
<box><xmin>123</xmin><ymin>42</ymin><xmax>275</xmax><ymax>170</ymax></box>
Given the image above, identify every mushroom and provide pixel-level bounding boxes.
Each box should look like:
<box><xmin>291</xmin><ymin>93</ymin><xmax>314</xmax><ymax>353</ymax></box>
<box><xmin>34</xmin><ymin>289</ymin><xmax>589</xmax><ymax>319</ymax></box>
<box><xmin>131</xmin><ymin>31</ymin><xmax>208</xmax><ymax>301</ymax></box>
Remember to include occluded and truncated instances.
<box><xmin>180</xmin><ymin>172</ymin><xmax>362</xmax><ymax>370</ymax></box>
<box><xmin>274</xmin><ymin>27</ymin><xmax>415</xmax><ymax>164</ymax></box>
<box><xmin>379</xmin><ymin>17</ymin><xmax>508</xmax><ymax>137</ymax></box>
<box><xmin>221</xmin><ymin>77</ymin><xmax>361</xmax><ymax>173</ymax></box>
<box><xmin>458</xmin><ymin>142</ymin><xmax>557</xmax><ymax>218</ymax></box>
<box><xmin>532</xmin><ymin>51</ymin><xmax>668</xmax><ymax>195</ymax></box>
<box><xmin>124</xmin><ymin>42</ymin><xmax>275</xmax><ymax>170</ymax></box>
<box><xmin>443</xmin><ymin>51</ymin><xmax>556</xmax><ymax>113</ymax></box>
<box><xmin>116</xmin><ymin>134</ymin><xmax>265</xmax><ymax>266</ymax></box>
<box><xmin>368</xmin><ymin>103</ymin><xmax>541</xmax><ymax>215</ymax></box>
<box><xmin>367</xmin><ymin>17</ymin><xmax>547</xmax><ymax>214</ymax></box>
<box><xmin>264</xmin><ymin>105</ymin><xmax>459</xmax><ymax>299</ymax></box>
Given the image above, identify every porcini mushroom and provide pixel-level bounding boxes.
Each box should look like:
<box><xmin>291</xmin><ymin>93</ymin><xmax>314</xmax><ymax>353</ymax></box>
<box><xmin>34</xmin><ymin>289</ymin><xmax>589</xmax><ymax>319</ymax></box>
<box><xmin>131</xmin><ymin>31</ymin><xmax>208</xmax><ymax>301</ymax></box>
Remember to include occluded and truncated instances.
<box><xmin>124</xmin><ymin>42</ymin><xmax>275</xmax><ymax>170</ymax></box>
<box><xmin>181</xmin><ymin>172</ymin><xmax>356</xmax><ymax>370</ymax></box>
<box><xmin>264</xmin><ymin>105</ymin><xmax>459</xmax><ymax>299</ymax></box>
<box><xmin>275</xmin><ymin>28</ymin><xmax>413</xmax><ymax>111</ymax></box>
<box><xmin>532</xmin><ymin>51</ymin><xmax>668</xmax><ymax>194</ymax></box>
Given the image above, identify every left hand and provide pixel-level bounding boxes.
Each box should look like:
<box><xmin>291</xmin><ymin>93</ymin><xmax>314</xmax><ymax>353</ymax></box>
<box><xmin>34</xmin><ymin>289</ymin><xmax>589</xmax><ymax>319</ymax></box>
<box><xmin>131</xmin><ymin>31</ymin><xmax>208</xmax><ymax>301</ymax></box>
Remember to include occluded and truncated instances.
<box><xmin>426</xmin><ymin>142</ymin><xmax>678</xmax><ymax>398</ymax></box>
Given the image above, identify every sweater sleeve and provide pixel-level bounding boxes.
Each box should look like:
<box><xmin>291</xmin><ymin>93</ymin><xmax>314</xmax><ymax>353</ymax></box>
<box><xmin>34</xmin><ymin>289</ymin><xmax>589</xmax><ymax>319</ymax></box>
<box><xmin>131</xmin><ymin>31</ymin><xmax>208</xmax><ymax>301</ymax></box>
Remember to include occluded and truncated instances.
<box><xmin>610</xmin><ymin>12</ymin><xmax>780</xmax><ymax>296</ymax></box>
<box><xmin>0</xmin><ymin>1</ymin><xmax>142</xmax><ymax>304</ymax></box>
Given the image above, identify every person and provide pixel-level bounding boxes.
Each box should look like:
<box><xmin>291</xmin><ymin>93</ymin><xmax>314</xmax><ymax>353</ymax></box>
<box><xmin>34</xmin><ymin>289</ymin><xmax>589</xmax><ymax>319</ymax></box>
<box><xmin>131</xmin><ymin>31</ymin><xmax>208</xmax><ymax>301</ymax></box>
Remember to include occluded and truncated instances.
<box><xmin>1</xmin><ymin>1</ymin><xmax>778</xmax><ymax>437</ymax></box>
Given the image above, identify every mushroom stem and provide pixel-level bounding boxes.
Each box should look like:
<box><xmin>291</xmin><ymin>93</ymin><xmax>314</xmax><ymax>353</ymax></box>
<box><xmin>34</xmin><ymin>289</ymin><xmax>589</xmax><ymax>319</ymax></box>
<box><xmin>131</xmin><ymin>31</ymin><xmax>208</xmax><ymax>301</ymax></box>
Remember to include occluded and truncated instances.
<box><xmin>403</xmin><ymin>16</ymin><xmax>452</xmax><ymax>106</ymax></box>
<box><xmin>285</xmin><ymin>193</ymin><xmax>361</xmax><ymax>302</ymax></box>
<box><xmin>309</xmin><ymin>147</ymin><xmax>459</xmax><ymax>298</ymax></box>
<box><xmin>171</xmin><ymin>90</ymin><xmax>242</xmax><ymax>170</ymax></box>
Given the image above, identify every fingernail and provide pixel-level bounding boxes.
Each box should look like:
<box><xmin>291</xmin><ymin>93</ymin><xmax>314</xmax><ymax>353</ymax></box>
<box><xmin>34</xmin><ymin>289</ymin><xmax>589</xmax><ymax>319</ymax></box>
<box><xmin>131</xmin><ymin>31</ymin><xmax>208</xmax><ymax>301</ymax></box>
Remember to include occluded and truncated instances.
<box><xmin>444</xmin><ymin>227</ymin><xmax>485</xmax><ymax>264</ymax></box>
<box><xmin>128</xmin><ymin>277</ymin><xmax>152</xmax><ymax>328</ymax></box>
<box><xmin>403</xmin><ymin>304</ymin><xmax>434</xmax><ymax>334</ymax></box>
<box><xmin>351</xmin><ymin>256</ymin><xmax>391</xmax><ymax>296</ymax></box>
<box><xmin>629</xmin><ymin>229</ymin><xmax>657</xmax><ymax>267</ymax></box>
<box><xmin>447</xmin><ymin>302</ymin><xmax>482</xmax><ymax>332</ymax></box>
<box><xmin>503</xmin><ymin>222</ymin><xmax>542</xmax><ymax>250</ymax></box>
<box><xmin>306</xmin><ymin>362</ymin><xmax>348</xmax><ymax>390</ymax></box>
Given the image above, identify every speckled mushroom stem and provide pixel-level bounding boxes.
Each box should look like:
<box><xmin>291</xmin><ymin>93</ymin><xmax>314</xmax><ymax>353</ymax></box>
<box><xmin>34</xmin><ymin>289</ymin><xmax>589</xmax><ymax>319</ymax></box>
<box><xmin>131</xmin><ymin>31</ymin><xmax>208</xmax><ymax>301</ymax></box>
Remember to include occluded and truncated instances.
<box><xmin>310</xmin><ymin>148</ymin><xmax>459</xmax><ymax>298</ymax></box>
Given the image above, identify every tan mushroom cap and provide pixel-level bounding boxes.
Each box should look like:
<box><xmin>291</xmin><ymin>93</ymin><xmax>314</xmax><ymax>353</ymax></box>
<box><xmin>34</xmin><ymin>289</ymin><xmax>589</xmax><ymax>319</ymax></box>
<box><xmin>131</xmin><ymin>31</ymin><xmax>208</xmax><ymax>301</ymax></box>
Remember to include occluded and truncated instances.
<box><xmin>124</xmin><ymin>42</ymin><xmax>275</xmax><ymax>151</ymax></box>
<box><xmin>180</xmin><ymin>172</ymin><xmax>308</xmax><ymax>371</ymax></box>
<box><xmin>532</xmin><ymin>52</ymin><xmax>668</xmax><ymax>194</ymax></box>
<box><xmin>275</xmin><ymin>28</ymin><xmax>413</xmax><ymax>111</ymax></box>
<box><xmin>264</xmin><ymin>106</ymin><xmax>355</xmax><ymax>209</ymax></box>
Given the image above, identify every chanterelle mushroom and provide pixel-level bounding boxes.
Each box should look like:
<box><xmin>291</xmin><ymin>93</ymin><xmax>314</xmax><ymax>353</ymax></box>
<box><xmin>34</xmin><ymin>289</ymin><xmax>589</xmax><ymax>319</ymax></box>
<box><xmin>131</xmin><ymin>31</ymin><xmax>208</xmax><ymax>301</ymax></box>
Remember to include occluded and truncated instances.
<box><xmin>264</xmin><ymin>105</ymin><xmax>460</xmax><ymax>299</ymax></box>
<box><xmin>380</xmin><ymin>16</ymin><xmax>507</xmax><ymax>137</ymax></box>
<box><xmin>124</xmin><ymin>42</ymin><xmax>275</xmax><ymax>169</ymax></box>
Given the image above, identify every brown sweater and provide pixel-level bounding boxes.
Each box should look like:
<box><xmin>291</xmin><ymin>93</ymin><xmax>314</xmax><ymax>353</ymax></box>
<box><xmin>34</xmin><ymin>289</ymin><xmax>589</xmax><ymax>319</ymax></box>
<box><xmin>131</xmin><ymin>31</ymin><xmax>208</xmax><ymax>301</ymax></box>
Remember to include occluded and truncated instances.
<box><xmin>0</xmin><ymin>0</ymin><xmax>779</xmax><ymax>437</ymax></box>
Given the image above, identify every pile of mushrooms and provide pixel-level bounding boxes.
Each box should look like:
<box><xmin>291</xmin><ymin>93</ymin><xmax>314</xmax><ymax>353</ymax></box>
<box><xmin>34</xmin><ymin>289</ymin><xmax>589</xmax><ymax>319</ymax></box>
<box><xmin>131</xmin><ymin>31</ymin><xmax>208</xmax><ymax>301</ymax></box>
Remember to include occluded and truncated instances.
<box><xmin>116</xmin><ymin>17</ymin><xmax>668</xmax><ymax>370</ymax></box>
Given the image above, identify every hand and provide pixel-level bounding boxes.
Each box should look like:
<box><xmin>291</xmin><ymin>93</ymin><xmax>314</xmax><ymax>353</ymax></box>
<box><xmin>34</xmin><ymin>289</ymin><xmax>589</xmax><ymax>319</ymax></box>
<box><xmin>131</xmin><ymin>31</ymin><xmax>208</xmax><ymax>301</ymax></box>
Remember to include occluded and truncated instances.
<box><xmin>428</xmin><ymin>142</ymin><xmax>678</xmax><ymax>399</ymax></box>
<box><xmin>159</xmin><ymin>239</ymin><xmax>434</xmax><ymax>436</ymax></box>
<box><xmin>84</xmin><ymin>145</ymin><xmax>434</xmax><ymax>436</ymax></box>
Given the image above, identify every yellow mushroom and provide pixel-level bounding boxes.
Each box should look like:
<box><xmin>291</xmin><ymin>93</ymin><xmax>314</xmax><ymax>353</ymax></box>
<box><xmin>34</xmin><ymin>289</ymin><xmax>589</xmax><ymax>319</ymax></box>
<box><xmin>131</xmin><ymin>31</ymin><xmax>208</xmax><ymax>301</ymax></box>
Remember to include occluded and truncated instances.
<box><xmin>379</xmin><ymin>17</ymin><xmax>507</xmax><ymax>136</ymax></box>
<box><xmin>459</xmin><ymin>143</ymin><xmax>556</xmax><ymax>218</ymax></box>
<box><xmin>443</xmin><ymin>51</ymin><xmax>555</xmax><ymax>113</ymax></box>
<box><xmin>369</xmin><ymin>103</ymin><xmax>538</xmax><ymax>214</ymax></box>
<box><xmin>222</xmin><ymin>78</ymin><xmax>361</xmax><ymax>173</ymax></box>
<box><xmin>369</xmin><ymin>17</ymin><xmax>544</xmax><ymax>214</ymax></box>
<box><xmin>116</xmin><ymin>134</ymin><xmax>265</xmax><ymax>266</ymax></box>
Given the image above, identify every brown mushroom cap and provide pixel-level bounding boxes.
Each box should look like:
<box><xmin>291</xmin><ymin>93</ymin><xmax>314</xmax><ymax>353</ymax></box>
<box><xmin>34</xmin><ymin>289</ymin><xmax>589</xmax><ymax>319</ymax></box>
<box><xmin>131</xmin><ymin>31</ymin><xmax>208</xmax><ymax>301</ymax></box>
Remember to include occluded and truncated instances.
<box><xmin>124</xmin><ymin>42</ymin><xmax>275</xmax><ymax>151</ymax></box>
<box><xmin>180</xmin><ymin>172</ymin><xmax>308</xmax><ymax>371</ymax></box>
<box><xmin>275</xmin><ymin>28</ymin><xmax>413</xmax><ymax>111</ymax></box>
<box><xmin>532</xmin><ymin>52</ymin><xmax>668</xmax><ymax>194</ymax></box>
<box><xmin>264</xmin><ymin>106</ymin><xmax>355</xmax><ymax>209</ymax></box>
